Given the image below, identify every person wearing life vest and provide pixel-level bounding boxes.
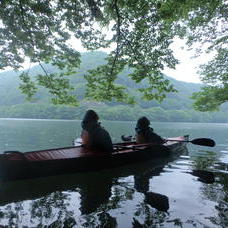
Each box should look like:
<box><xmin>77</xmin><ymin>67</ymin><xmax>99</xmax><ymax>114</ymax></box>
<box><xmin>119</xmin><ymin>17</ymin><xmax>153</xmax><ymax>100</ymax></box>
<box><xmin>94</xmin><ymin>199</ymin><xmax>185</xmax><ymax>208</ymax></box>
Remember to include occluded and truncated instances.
<box><xmin>81</xmin><ymin>110</ymin><xmax>113</xmax><ymax>152</ymax></box>
<box><xmin>135</xmin><ymin>116</ymin><xmax>165</xmax><ymax>144</ymax></box>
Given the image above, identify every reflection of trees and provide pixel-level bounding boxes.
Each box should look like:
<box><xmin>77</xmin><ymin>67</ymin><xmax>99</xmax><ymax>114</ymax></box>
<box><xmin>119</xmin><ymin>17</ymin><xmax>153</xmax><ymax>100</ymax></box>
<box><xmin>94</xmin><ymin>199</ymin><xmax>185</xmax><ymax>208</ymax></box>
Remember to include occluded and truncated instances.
<box><xmin>101</xmin><ymin>166</ymin><xmax>172</xmax><ymax>227</ymax></box>
<box><xmin>30</xmin><ymin>191</ymin><xmax>71</xmax><ymax>226</ymax></box>
<box><xmin>0</xmin><ymin>191</ymin><xmax>77</xmax><ymax>227</ymax></box>
<box><xmin>0</xmin><ymin>178</ymin><xmax>117</xmax><ymax>227</ymax></box>
<box><xmin>191</xmin><ymin>150</ymin><xmax>218</xmax><ymax>170</ymax></box>
<box><xmin>79</xmin><ymin>176</ymin><xmax>113</xmax><ymax>215</ymax></box>
<box><xmin>191</xmin><ymin>151</ymin><xmax>228</xmax><ymax>227</ymax></box>
<box><xmin>191</xmin><ymin>150</ymin><xmax>225</xmax><ymax>202</ymax></box>
<box><xmin>105</xmin><ymin>182</ymin><xmax>135</xmax><ymax>210</ymax></box>
<box><xmin>0</xmin><ymin>178</ymin><xmax>172</xmax><ymax>227</ymax></box>
<box><xmin>81</xmin><ymin>212</ymin><xmax>117</xmax><ymax>228</ymax></box>
<box><xmin>0</xmin><ymin>152</ymin><xmax>189</xmax><ymax>227</ymax></box>
<box><xmin>1</xmin><ymin>203</ymin><xmax>25</xmax><ymax>227</ymax></box>
<box><xmin>79</xmin><ymin>163</ymin><xmax>173</xmax><ymax>227</ymax></box>
<box><xmin>207</xmin><ymin>171</ymin><xmax>228</xmax><ymax>227</ymax></box>
<box><xmin>133</xmin><ymin>202</ymin><xmax>168</xmax><ymax>227</ymax></box>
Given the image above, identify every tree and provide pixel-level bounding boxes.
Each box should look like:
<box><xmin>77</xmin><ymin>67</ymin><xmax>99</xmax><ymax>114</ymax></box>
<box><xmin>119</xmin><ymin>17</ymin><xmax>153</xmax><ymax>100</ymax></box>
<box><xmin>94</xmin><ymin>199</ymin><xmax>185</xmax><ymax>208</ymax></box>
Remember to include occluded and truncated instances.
<box><xmin>192</xmin><ymin>48</ymin><xmax>228</xmax><ymax>111</ymax></box>
<box><xmin>182</xmin><ymin>0</ymin><xmax>227</xmax><ymax>111</ymax></box>
<box><xmin>0</xmin><ymin>0</ymin><xmax>227</xmax><ymax>108</ymax></box>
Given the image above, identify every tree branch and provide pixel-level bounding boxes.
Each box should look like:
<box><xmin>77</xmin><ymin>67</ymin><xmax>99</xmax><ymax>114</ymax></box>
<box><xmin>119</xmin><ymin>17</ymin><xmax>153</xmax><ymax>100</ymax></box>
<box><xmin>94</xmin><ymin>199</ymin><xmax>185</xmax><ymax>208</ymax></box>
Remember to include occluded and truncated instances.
<box><xmin>109</xmin><ymin>0</ymin><xmax>122</xmax><ymax>77</ymax></box>
<box><xmin>39</xmin><ymin>62</ymin><xmax>49</xmax><ymax>77</ymax></box>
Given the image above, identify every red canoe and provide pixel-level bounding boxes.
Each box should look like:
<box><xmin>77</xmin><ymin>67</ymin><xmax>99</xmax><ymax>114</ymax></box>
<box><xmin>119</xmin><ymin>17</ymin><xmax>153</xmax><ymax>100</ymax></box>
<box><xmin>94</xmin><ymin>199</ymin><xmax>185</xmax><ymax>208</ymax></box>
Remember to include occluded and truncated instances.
<box><xmin>0</xmin><ymin>136</ymin><xmax>188</xmax><ymax>181</ymax></box>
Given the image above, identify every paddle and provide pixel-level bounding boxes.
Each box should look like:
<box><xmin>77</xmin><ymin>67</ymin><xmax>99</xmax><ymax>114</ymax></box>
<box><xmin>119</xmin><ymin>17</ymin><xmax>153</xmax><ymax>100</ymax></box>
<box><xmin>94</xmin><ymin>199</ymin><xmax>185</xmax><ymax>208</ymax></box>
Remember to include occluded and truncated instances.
<box><xmin>121</xmin><ymin>135</ymin><xmax>216</xmax><ymax>147</ymax></box>
<box><xmin>145</xmin><ymin>191</ymin><xmax>169</xmax><ymax>212</ymax></box>
<box><xmin>187</xmin><ymin>169</ymin><xmax>215</xmax><ymax>184</ymax></box>
<box><xmin>73</xmin><ymin>138</ymin><xmax>83</xmax><ymax>146</ymax></box>
<box><xmin>167</xmin><ymin>137</ymin><xmax>215</xmax><ymax>147</ymax></box>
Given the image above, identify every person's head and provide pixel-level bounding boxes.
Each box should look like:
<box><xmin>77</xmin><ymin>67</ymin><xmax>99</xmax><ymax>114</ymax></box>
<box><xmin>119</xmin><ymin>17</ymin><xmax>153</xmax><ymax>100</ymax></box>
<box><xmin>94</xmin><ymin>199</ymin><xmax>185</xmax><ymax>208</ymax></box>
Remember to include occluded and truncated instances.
<box><xmin>83</xmin><ymin>110</ymin><xmax>99</xmax><ymax>122</ymax></box>
<box><xmin>136</xmin><ymin>116</ymin><xmax>151</xmax><ymax>129</ymax></box>
<box><xmin>81</xmin><ymin>110</ymin><xmax>99</xmax><ymax>129</ymax></box>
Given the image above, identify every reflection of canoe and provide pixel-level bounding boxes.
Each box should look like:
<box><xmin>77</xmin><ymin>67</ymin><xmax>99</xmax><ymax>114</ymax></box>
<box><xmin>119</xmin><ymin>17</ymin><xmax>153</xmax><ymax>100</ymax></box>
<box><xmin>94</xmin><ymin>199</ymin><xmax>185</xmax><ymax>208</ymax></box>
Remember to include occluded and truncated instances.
<box><xmin>0</xmin><ymin>143</ymin><xmax>188</xmax><ymax>208</ymax></box>
<box><xmin>0</xmin><ymin>136</ymin><xmax>188</xmax><ymax>181</ymax></box>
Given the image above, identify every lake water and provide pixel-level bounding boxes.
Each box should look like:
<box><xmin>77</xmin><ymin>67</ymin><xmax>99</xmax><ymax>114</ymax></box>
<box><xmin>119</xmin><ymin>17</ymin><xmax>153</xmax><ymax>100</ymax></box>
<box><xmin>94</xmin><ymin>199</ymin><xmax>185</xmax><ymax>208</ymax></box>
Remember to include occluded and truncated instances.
<box><xmin>0</xmin><ymin>118</ymin><xmax>228</xmax><ymax>227</ymax></box>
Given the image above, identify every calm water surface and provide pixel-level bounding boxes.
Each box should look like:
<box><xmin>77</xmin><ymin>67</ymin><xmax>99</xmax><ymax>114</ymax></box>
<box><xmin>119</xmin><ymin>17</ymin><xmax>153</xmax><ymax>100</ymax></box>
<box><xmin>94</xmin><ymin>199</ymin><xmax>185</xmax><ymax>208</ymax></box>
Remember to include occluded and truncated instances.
<box><xmin>0</xmin><ymin>118</ymin><xmax>228</xmax><ymax>227</ymax></box>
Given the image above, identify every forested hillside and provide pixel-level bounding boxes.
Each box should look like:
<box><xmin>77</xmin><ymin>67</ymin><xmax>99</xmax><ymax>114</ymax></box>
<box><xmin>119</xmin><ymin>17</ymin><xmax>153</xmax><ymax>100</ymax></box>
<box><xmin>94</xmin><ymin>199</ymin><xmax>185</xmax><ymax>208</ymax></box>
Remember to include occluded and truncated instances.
<box><xmin>0</xmin><ymin>52</ymin><xmax>227</xmax><ymax>122</ymax></box>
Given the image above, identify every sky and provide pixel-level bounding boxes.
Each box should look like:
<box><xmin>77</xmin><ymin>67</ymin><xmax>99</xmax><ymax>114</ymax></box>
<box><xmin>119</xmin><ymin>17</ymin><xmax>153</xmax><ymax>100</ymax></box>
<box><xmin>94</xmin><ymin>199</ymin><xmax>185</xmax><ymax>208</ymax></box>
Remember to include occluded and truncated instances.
<box><xmin>163</xmin><ymin>41</ymin><xmax>201</xmax><ymax>83</ymax></box>
<box><xmin>163</xmin><ymin>39</ymin><xmax>213</xmax><ymax>84</ymax></box>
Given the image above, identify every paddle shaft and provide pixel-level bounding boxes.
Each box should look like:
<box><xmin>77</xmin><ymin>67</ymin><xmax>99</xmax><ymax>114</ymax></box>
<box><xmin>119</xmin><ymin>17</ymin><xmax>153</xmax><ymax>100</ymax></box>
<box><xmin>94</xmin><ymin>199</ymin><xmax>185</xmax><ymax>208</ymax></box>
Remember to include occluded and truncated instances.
<box><xmin>121</xmin><ymin>136</ymin><xmax>215</xmax><ymax>147</ymax></box>
<box><xmin>162</xmin><ymin>138</ymin><xmax>215</xmax><ymax>147</ymax></box>
<box><xmin>74</xmin><ymin>136</ymin><xmax>215</xmax><ymax>148</ymax></box>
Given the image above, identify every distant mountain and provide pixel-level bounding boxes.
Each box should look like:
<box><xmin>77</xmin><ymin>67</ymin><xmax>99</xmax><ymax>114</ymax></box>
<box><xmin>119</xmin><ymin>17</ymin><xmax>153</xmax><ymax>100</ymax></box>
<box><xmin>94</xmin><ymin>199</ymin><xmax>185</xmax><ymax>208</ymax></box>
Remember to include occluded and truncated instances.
<box><xmin>0</xmin><ymin>51</ymin><xmax>227</xmax><ymax>122</ymax></box>
<box><xmin>0</xmin><ymin>51</ymin><xmax>202</xmax><ymax>109</ymax></box>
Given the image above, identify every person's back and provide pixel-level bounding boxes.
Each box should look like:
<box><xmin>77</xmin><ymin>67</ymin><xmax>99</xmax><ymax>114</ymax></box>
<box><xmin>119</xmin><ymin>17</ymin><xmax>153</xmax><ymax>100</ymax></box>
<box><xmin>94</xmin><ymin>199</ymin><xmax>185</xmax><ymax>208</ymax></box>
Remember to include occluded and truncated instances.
<box><xmin>81</xmin><ymin>110</ymin><xmax>113</xmax><ymax>153</ymax></box>
<box><xmin>135</xmin><ymin>116</ymin><xmax>164</xmax><ymax>144</ymax></box>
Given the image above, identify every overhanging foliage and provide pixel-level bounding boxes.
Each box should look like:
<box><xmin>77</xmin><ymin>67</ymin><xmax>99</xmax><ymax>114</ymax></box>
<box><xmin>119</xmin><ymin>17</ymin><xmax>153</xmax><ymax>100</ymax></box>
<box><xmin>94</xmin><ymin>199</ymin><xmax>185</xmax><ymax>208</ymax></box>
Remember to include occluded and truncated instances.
<box><xmin>0</xmin><ymin>0</ymin><xmax>227</xmax><ymax>110</ymax></box>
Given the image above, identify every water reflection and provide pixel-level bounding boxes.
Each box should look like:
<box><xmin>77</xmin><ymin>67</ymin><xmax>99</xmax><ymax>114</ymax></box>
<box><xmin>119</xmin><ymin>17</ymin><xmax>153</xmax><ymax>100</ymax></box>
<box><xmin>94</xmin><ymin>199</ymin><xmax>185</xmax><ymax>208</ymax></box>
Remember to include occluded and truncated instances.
<box><xmin>0</xmin><ymin>147</ymin><xmax>227</xmax><ymax>227</ymax></box>
<box><xmin>188</xmin><ymin>151</ymin><xmax>218</xmax><ymax>184</ymax></box>
<box><xmin>1</xmin><ymin>120</ymin><xmax>228</xmax><ymax>227</ymax></box>
<box><xmin>0</xmin><ymin>148</ymin><xmax>187</xmax><ymax>227</ymax></box>
<box><xmin>187</xmin><ymin>149</ymin><xmax>228</xmax><ymax>227</ymax></box>
<box><xmin>79</xmin><ymin>174</ymin><xmax>113</xmax><ymax>215</ymax></box>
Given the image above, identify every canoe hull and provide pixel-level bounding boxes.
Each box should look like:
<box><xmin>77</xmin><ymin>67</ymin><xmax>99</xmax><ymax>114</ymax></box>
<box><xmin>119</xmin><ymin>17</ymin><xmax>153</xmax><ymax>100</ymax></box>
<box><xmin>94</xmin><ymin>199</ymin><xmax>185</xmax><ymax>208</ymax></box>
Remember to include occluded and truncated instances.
<box><xmin>0</xmin><ymin>136</ymin><xmax>188</xmax><ymax>181</ymax></box>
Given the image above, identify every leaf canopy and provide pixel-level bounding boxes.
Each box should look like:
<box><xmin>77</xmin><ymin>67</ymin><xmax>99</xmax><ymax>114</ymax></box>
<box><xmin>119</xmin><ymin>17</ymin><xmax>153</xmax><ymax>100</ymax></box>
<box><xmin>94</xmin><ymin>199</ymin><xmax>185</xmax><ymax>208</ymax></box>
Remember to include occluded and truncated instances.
<box><xmin>0</xmin><ymin>0</ymin><xmax>227</xmax><ymax>109</ymax></box>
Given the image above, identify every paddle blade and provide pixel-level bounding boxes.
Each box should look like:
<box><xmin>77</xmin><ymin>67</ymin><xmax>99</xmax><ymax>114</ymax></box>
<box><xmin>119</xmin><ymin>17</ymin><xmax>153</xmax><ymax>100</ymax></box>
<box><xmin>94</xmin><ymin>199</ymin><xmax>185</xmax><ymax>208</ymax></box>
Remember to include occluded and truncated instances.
<box><xmin>145</xmin><ymin>192</ymin><xmax>169</xmax><ymax>212</ymax></box>
<box><xmin>191</xmin><ymin>138</ymin><xmax>215</xmax><ymax>147</ymax></box>
<box><xmin>74</xmin><ymin>138</ymin><xmax>82</xmax><ymax>146</ymax></box>
<box><xmin>121</xmin><ymin>135</ymin><xmax>133</xmax><ymax>142</ymax></box>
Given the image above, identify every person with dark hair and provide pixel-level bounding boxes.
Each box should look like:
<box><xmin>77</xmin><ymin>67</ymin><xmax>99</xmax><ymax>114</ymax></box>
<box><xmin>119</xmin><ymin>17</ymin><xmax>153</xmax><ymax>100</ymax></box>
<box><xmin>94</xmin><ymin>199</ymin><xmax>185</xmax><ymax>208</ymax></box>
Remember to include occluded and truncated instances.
<box><xmin>135</xmin><ymin>116</ymin><xmax>164</xmax><ymax>144</ymax></box>
<box><xmin>81</xmin><ymin>110</ymin><xmax>113</xmax><ymax>153</ymax></box>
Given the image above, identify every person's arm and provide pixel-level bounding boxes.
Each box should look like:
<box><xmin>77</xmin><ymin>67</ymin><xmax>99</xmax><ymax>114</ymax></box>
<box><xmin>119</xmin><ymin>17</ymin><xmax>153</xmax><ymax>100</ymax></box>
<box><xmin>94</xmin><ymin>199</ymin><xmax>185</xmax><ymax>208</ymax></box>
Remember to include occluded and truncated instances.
<box><xmin>81</xmin><ymin>129</ymin><xmax>90</xmax><ymax>147</ymax></box>
<box><xmin>136</xmin><ymin>133</ymin><xmax>145</xmax><ymax>144</ymax></box>
<box><xmin>151</xmin><ymin>132</ymin><xmax>165</xmax><ymax>144</ymax></box>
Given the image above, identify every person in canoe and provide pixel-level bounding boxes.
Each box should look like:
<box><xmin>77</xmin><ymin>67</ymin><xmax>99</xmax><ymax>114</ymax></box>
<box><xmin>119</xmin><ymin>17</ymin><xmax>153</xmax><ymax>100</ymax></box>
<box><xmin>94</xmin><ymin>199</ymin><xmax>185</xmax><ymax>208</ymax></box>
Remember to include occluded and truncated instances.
<box><xmin>135</xmin><ymin>116</ymin><xmax>165</xmax><ymax>144</ymax></box>
<box><xmin>81</xmin><ymin>110</ymin><xmax>113</xmax><ymax>152</ymax></box>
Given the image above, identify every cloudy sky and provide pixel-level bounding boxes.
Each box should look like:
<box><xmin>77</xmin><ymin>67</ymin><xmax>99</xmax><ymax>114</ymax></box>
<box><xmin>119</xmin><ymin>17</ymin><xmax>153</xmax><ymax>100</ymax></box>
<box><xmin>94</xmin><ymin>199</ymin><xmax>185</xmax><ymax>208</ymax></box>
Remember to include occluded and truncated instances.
<box><xmin>163</xmin><ymin>39</ymin><xmax>214</xmax><ymax>84</ymax></box>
